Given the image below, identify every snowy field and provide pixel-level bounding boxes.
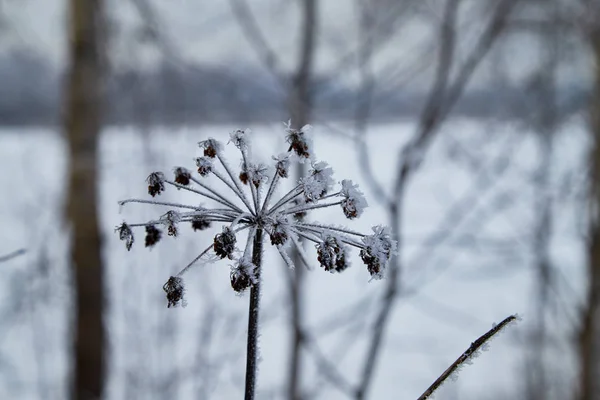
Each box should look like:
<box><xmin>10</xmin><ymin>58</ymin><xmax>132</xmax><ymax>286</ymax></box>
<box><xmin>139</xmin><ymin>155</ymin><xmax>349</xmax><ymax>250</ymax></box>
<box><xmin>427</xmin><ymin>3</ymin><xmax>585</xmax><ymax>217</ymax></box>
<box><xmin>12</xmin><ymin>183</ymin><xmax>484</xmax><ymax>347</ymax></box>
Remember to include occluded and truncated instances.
<box><xmin>0</xmin><ymin>119</ymin><xmax>589</xmax><ymax>399</ymax></box>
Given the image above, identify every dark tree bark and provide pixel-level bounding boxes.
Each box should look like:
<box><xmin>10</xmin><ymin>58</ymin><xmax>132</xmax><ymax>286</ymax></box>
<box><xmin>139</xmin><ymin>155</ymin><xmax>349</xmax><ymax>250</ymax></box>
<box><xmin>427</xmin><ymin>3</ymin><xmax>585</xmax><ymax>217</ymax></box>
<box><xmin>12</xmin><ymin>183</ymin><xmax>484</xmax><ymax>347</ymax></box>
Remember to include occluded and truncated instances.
<box><xmin>579</xmin><ymin>22</ymin><xmax>600</xmax><ymax>400</ymax></box>
<box><xmin>63</xmin><ymin>0</ymin><xmax>106</xmax><ymax>398</ymax></box>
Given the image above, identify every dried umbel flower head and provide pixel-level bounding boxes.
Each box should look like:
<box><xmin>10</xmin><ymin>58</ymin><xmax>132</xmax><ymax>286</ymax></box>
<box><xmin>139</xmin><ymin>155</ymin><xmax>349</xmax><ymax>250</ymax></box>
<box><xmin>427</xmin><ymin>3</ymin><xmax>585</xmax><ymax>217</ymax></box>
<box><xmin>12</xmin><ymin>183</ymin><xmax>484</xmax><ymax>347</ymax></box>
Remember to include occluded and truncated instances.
<box><xmin>191</xmin><ymin>214</ymin><xmax>211</xmax><ymax>231</ymax></box>
<box><xmin>145</xmin><ymin>225</ymin><xmax>162</xmax><ymax>247</ymax></box>
<box><xmin>340</xmin><ymin>180</ymin><xmax>368</xmax><ymax>219</ymax></box>
<box><xmin>360</xmin><ymin>226</ymin><xmax>397</xmax><ymax>279</ymax></box>
<box><xmin>214</xmin><ymin>226</ymin><xmax>237</xmax><ymax>259</ymax></box>
<box><xmin>199</xmin><ymin>138</ymin><xmax>221</xmax><ymax>158</ymax></box>
<box><xmin>163</xmin><ymin>276</ymin><xmax>186</xmax><ymax>308</ymax></box>
<box><xmin>316</xmin><ymin>235</ymin><xmax>349</xmax><ymax>273</ymax></box>
<box><xmin>196</xmin><ymin>157</ymin><xmax>213</xmax><ymax>177</ymax></box>
<box><xmin>229</xmin><ymin>129</ymin><xmax>251</xmax><ymax>150</ymax></box>
<box><xmin>147</xmin><ymin>172</ymin><xmax>165</xmax><ymax>197</ymax></box>
<box><xmin>161</xmin><ymin>210</ymin><xmax>181</xmax><ymax>237</ymax></box>
<box><xmin>117</xmin><ymin>121</ymin><xmax>396</xmax><ymax>307</ymax></box>
<box><xmin>116</xmin><ymin>222</ymin><xmax>134</xmax><ymax>251</ymax></box>
<box><xmin>273</xmin><ymin>153</ymin><xmax>290</xmax><ymax>178</ymax></box>
<box><xmin>174</xmin><ymin>167</ymin><xmax>191</xmax><ymax>186</ymax></box>
<box><xmin>268</xmin><ymin>214</ymin><xmax>291</xmax><ymax>246</ymax></box>
<box><xmin>285</xmin><ymin>120</ymin><xmax>313</xmax><ymax>160</ymax></box>
<box><xmin>230</xmin><ymin>258</ymin><xmax>258</xmax><ymax>293</ymax></box>
<box><xmin>301</xmin><ymin>162</ymin><xmax>334</xmax><ymax>202</ymax></box>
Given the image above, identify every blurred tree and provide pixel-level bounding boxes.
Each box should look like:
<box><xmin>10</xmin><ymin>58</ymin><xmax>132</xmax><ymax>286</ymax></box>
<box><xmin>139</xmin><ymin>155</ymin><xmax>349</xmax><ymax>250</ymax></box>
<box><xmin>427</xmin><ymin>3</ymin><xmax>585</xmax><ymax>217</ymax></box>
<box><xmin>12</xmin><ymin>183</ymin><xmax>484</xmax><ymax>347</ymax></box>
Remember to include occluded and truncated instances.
<box><xmin>63</xmin><ymin>0</ymin><xmax>106</xmax><ymax>399</ymax></box>
<box><xmin>580</xmin><ymin>9</ymin><xmax>600</xmax><ymax>400</ymax></box>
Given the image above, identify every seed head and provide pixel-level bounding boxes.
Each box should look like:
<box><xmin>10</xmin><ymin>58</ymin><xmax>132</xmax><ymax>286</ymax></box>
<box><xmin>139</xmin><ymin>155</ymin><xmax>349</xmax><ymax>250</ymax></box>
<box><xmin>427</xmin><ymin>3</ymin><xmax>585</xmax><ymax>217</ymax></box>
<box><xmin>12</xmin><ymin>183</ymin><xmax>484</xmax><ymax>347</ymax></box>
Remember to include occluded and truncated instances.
<box><xmin>147</xmin><ymin>172</ymin><xmax>165</xmax><ymax>197</ymax></box>
<box><xmin>163</xmin><ymin>276</ymin><xmax>186</xmax><ymax>308</ymax></box>
<box><xmin>196</xmin><ymin>157</ymin><xmax>213</xmax><ymax>177</ymax></box>
<box><xmin>199</xmin><ymin>138</ymin><xmax>222</xmax><ymax>158</ymax></box>
<box><xmin>268</xmin><ymin>214</ymin><xmax>292</xmax><ymax>246</ymax></box>
<box><xmin>360</xmin><ymin>226</ymin><xmax>397</xmax><ymax>279</ymax></box>
<box><xmin>340</xmin><ymin>179</ymin><xmax>368</xmax><ymax>219</ymax></box>
<box><xmin>229</xmin><ymin>129</ymin><xmax>251</xmax><ymax>150</ymax></box>
<box><xmin>285</xmin><ymin>120</ymin><xmax>313</xmax><ymax>160</ymax></box>
<box><xmin>316</xmin><ymin>235</ymin><xmax>349</xmax><ymax>273</ymax></box>
<box><xmin>301</xmin><ymin>162</ymin><xmax>334</xmax><ymax>202</ymax></box>
<box><xmin>230</xmin><ymin>258</ymin><xmax>257</xmax><ymax>293</ymax></box>
<box><xmin>174</xmin><ymin>167</ymin><xmax>191</xmax><ymax>186</ymax></box>
<box><xmin>191</xmin><ymin>214</ymin><xmax>211</xmax><ymax>231</ymax></box>
<box><xmin>273</xmin><ymin>153</ymin><xmax>290</xmax><ymax>178</ymax></box>
<box><xmin>214</xmin><ymin>226</ymin><xmax>237</xmax><ymax>259</ymax></box>
<box><xmin>145</xmin><ymin>225</ymin><xmax>162</xmax><ymax>247</ymax></box>
<box><xmin>160</xmin><ymin>210</ymin><xmax>181</xmax><ymax>237</ymax></box>
<box><xmin>116</xmin><ymin>222</ymin><xmax>134</xmax><ymax>251</ymax></box>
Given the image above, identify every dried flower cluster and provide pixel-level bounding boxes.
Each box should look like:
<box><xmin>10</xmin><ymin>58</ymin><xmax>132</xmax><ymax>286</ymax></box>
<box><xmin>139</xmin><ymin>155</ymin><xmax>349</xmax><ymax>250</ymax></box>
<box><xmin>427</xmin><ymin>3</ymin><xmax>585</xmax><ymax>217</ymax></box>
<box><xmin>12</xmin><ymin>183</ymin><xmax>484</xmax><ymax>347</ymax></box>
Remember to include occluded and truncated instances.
<box><xmin>117</xmin><ymin>122</ymin><xmax>396</xmax><ymax>307</ymax></box>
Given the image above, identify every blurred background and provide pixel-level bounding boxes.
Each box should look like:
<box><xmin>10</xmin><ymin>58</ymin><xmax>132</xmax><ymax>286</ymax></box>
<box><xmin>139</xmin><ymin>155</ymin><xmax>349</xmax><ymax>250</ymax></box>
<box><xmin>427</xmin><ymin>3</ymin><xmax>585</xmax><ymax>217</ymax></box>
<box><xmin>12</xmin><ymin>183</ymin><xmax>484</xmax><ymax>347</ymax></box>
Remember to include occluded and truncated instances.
<box><xmin>0</xmin><ymin>0</ymin><xmax>599</xmax><ymax>399</ymax></box>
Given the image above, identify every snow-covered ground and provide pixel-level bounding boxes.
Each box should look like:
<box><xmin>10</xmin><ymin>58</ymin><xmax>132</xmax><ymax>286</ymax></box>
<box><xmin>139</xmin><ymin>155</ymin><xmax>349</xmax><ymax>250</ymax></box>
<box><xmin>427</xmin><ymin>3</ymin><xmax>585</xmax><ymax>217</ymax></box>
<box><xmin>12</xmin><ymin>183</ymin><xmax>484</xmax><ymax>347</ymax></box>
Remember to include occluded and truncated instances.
<box><xmin>0</xmin><ymin>119</ymin><xmax>589</xmax><ymax>399</ymax></box>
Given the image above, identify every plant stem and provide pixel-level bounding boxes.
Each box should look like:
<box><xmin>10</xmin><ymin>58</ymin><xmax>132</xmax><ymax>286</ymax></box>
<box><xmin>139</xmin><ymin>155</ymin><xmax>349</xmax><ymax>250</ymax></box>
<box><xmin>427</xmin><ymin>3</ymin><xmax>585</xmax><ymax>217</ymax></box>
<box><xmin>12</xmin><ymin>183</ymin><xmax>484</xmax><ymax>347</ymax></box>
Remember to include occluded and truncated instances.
<box><xmin>245</xmin><ymin>228</ymin><xmax>263</xmax><ymax>400</ymax></box>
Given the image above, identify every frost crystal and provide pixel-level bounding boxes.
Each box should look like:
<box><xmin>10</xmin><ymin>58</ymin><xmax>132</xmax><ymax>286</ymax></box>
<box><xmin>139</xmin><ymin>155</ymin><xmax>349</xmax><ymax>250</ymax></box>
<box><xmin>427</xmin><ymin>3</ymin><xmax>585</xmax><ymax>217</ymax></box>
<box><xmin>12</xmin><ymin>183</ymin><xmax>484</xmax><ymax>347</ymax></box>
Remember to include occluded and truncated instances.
<box><xmin>160</xmin><ymin>210</ymin><xmax>181</xmax><ymax>237</ymax></box>
<box><xmin>268</xmin><ymin>214</ymin><xmax>292</xmax><ymax>246</ymax></box>
<box><xmin>163</xmin><ymin>276</ymin><xmax>186</xmax><ymax>308</ymax></box>
<box><xmin>316</xmin><ymin>234</ymin><xmax>349</xmax><ymax>273</ymax></box>
<box><xmin>173</xmin><ymin>167</ymin><xmax>191</xmax><ymax>186</ymax></box>
<box><xmin>146</xmin><ymin>172</ymin><xmax>165</xmax><ymax>197</ymax></box>
<box><xmin>195</xmin><ymin>156</ymin><xmax>214</xmax><ymax>176</ymax></box>
<box><xmin>229</xmin><ymin>129</ymin><xmax>251</xmax><ymax>150</ymax></box>
<box><xmin>273</xmin><ymin>153</ymin><xmax>291</xmax><ymax>178</ymax></box>
<box><xmin>301</xmin><ymin>162</ymin><xmax>335</xmax><ymax>202</ymax></box>
<box><xmin>198</xmin><ymin>138</ymin><xmax>222</xmax><ymax>158</ymax></box>
<box><xmin>360</xmin><ymin>225</ymin><xmax>397</xmax><ymax>279</ymax></box>
<box><xmin>285</xmin><ymin>120</ymin><xmax>313</xmax><ymax>161</ymax></box>
<box><xmin>116</xmin><ymin>222</ymin><xmax>134</xmax><ymax>251</ymax></box>
<box><xmin>214</xmin><ymin>226</ymin><xmax>237</xmax><ymax>259</ymax></box>
<box><xmin>230</xmin><ymin>257</ymin><xmax>258</xmax><ymax>293</ymax></box>
<box><xmin>241</xmin><ymin>162</ymin><xmax>269</xmax><ymax>188</ymax></box>
<box><xmin>340</xmin><ymin>179</ymin><xmax>368</xmax><ymax>219</ymax></box>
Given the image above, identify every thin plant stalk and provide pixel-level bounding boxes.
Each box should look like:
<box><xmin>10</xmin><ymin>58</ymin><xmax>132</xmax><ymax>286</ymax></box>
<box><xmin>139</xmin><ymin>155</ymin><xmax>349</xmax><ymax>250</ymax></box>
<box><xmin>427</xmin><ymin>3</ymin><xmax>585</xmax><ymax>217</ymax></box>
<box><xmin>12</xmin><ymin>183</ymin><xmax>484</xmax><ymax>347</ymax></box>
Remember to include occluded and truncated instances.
<box><xmin>416</xmin><ymin>314</ymin><xmax>518</xmax><ymax>400</ymax></box>
<box><xmin>245</xmin><ymin>228</ymin><xmax>263</xmax><ymax>400</ymax></box>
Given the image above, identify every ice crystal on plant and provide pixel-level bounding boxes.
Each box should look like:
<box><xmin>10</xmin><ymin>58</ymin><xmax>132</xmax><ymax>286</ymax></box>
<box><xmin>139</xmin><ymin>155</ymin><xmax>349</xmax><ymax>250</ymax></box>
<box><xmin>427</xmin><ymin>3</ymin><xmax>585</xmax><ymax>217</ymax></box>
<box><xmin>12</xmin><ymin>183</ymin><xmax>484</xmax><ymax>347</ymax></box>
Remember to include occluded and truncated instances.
<box><xmin>360</xmin><ymin>225</ymin><xmax>397</xmax><ymax>279</ymax></box>
<box><xmin>229</xmin><ymin>129</ymin><xmax>251</xmax><ymax>150</ymax></box>
<box><xmin>285</xmin><ymin>120</ymin><xmax>313</xmax><ymax>161</ymax></box>
<box><xmin>300</xmin><ymin>162</ymin><xmax>334</xmax><ymax>202</ymax></box>
<box><xmin>316</xmin><ymin>234</ymin><xmax>349</xmax><ymax>273</ymax></box>
<box><xmin>173</xmin><ymin>167</ymin><xmax>191</xmax><ymax>186</ymax></box>
<box><xmin>195</xmin><ymin>156</ymin><xmax>214</xmax><ymax>176</ymax></box>
<box><xmin>163</xmin><ymin>276</ymin><xmax>186</xmax><ymax>308</ymax></box>
<box><xmin>230</xmin><ymin>257</ymin><xmax>258</xmax><ymax>293</ymax></box>
<box><xmin>198</xmin><ymin>138</ymin><xmax>222</xmax><ymax>158</ymax></box>
<box><xmin>340</xmin><ymin>179</ymin><xmax>368</xmax><ymax>219</ymax></box>
<box><xmin>214</xmin><ymin>226</ymin><xmax>237</xmax><ymax>259</ymax></box>
<box><xmin>273</xmin><ymin>153</ymin><xmax>291</xmax><ymax>178</ymax></box>
<box><xmin>117</xmin><ymin>121</ymin><xmax>396</xmax><ymax>306</ymax></box>
<box><xmin>147</xmin><ymin>172</ymin><xmax>165</xmax><ymax>197</ymax></box>
<box><xmin>116</xmin><ymin>222</ymin><xmax>134</xmax><ymax>251</ymax></box>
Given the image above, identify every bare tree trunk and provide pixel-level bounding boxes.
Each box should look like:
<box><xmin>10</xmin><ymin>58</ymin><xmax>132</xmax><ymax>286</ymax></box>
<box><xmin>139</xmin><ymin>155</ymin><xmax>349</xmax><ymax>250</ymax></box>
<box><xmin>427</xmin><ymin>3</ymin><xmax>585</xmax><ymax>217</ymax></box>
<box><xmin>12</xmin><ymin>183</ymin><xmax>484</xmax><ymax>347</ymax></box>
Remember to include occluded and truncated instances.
<box><xmin>287</xmin><ymin>1</ymin><xmax>317</xmax><ymax>399</ymax></box>
<box><xmin>63</xmin><ymin>0</ymin><xmax>106</xmax><ymax>398</ymax></box>
<box><xmin>579</xmin><ymin>24</ymin><xmax>600</xmax><ymax>400</ymax></box>
<box><xmin>526</xmin><ymin>21</ymin><xmax>558</xmax><ymax>399</ymax></box>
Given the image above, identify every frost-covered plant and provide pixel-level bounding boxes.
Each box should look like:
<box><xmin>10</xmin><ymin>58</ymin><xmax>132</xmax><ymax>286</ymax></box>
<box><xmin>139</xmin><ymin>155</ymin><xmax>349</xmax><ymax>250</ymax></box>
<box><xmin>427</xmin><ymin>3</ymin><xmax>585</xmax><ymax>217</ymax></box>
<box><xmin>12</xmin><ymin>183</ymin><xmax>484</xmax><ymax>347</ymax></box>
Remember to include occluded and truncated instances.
<box><xmin>116</xmin><ymin>123</ymin><xmax>396</xmax><ymax>399</ymax></box>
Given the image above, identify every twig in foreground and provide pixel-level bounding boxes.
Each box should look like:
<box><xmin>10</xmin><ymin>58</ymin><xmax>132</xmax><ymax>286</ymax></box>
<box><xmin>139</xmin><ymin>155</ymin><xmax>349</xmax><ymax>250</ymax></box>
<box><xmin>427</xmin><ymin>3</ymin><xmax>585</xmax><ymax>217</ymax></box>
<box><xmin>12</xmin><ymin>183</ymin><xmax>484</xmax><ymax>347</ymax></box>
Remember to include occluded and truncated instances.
<box><xmin>416</xmin><ymin>314</ymin><xmax>520</xmax><ymax>400</ymax></box>
<box><xmin>0</xmin><ymin>249</ymin><xmax>26</xmax><ymax>264</ymax></box>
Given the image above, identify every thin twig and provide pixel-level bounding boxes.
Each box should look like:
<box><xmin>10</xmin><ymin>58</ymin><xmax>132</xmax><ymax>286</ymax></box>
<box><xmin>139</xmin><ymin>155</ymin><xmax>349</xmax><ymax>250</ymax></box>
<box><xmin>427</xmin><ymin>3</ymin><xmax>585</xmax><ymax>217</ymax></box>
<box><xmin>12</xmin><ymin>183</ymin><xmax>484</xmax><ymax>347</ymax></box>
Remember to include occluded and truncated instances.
<box><xmin>0</xmin><ymin>249</ymin><xmax>26</xmax><ymax>263</ymax></box>
<box><xmin>416</xmin><ymin>314</ymin><xmax>519</xmax><ymax>400</ymax></box>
